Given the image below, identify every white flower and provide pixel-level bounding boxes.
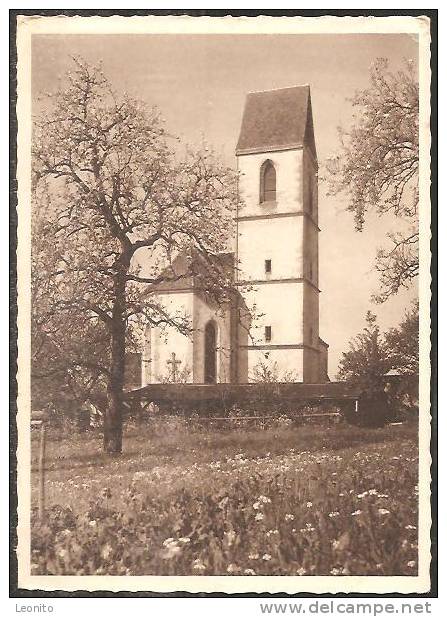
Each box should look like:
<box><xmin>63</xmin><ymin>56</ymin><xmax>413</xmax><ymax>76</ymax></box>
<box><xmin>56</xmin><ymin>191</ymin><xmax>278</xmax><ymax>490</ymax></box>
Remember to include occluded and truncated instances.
<box><xmin>162</xmin><ymin>537</ymin><xmax>176</xmax><ymax>547</ymax></box>
<box><xmin>179</xmin><ymin>537</ymin><xmax>191</xmax><ymax>544</ymax></box>
<box><xmin>162</xmin><ymin>544</ymin><xmax>181</xmax><ymax>559</ymax></box>
<box><xmin>244</xmin><ymin>568</ymin><xmax>256</xmax><ymax>575</ymax></box>
<box><xmin>253</xmin><ymin>502</ymin><xmax>261</xmax><ymax>510</ymax></box>
<box><xmin>89</xmin><ymin>520</ymin><xmax>97</xmax><ymax>527</ymax></box>
<box><xmin>405</xmin><ymin>524</ymin><xmax>417</xmax><ymax>530</ymax></box>
<box><xmin>262</xmin><ymin>553</ymin><xmax>272</xmax><ymax>561</ymax></box>
<box><xmin>378</xmin><ymin>508</ymin><xmax>390</xmax><ymax>515</ymax></box>
<box><xmin>248</xmin><ymin>553</ymin><xmax>259</xmax><ymax>560</ymax></box>
<box><xmin>330</xmin><ymin>567</ymin><xmax>342</xmax><ymax>575</ymax></box>
<box><xmin>296</xmin><ymin>567</ymin><xmax>306</xmax><ymax>576</ymax></box>
<box><xmin>259</xmin><ymin>495</ymin><xmax>271</xmax><ymax>504</ymax></box>
<box><xmin>255</xmin><ymin>512</ymin><xmax>265</xmax><ymax>522</ymax></box>
<box><xmin>224</xmin><ymin>530</ymin><xmax>236</xmax><ymax>546</ymax></box>
<box><xmin>351</xmin><ymin>510</ymin><xmax>362</xmax><ymax>516</ymax></box>
<box><xmin>285</xmin><ymin>514</ymin><xmax>295</xmax><ymax>521</ymax></box>
<box><xmin>227</xmin><ymin>563</ymin><xmax>240</xmax><ymax>573</ymax></box>
<box><xmin>407</xmin><ymin>560</ymin><xmax>416</xmax><ymax>568</ymax></box>
<box><xmin>101</xmin><ymin>544</ymin><xmax>113</xmax><ymax>560</ymax></box>
<box><xmin>193</xmin><ymin>559</ymin><xmax>206</xmax><ymax>571</ymax></box>
<box><xmin>306</xmin><ymin>502</ymin><xmax>313</xmax><ymax>508</ymax></box>
<box><xmin>328</xmin><ymin>511</ymin><xmax>340</xmax><ymax>518</ymax></box>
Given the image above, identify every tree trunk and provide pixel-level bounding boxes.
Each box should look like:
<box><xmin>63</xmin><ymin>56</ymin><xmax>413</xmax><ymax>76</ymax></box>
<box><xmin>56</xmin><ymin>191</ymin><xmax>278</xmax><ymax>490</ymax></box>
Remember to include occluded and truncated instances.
<box><xmin>104</xmin><ymin>271</ymin><xmax>127</xmax><ymax>454</ymax></box>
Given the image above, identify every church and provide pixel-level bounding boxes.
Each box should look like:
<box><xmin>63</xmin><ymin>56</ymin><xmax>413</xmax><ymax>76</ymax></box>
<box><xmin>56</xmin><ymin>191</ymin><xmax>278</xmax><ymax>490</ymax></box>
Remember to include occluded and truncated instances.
<box><xmin>140</xmin><ymin>85</ymin><xmax>329</xmax><ymax>386</ymax></box>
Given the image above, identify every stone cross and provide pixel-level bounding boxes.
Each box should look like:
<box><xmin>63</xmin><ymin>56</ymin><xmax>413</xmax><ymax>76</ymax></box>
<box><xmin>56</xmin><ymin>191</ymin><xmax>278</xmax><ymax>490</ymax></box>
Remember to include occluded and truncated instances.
<box><xmin>167</xmin><ymin>352</ymin><xmax>182</xmax><ymax>382</ymax></box>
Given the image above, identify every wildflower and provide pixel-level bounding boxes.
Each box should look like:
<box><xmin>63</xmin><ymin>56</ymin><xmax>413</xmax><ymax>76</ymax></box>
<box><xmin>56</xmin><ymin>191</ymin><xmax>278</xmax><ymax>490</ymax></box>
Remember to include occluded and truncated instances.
<box><xmin>163</xmin><ymin>537</ymin><xmax>176</xmax><ymax>547</ymax></box>
<box><xmin>227</xmin><ymin>563</ymin><xmax>240</xmax><ymax>573</ymax></box>
<box><xmin>179</xmin><ymin>537</ymin><xmax>191</xmax><ymax>544</ymax></box>
<box><xmin>253</xmin><ymin>502</ymin><xmax>261</xmax><ymax>510</ymax></box>
<box><xmin>285</xmin><ymin>514</ymin><xmax>295</xmax><ymax>521</ymax></box>
<box><xmin>407</xmin><ymin>560</ymin><xmax>416</xmax><ymax>568</ymax></box>
<box><xmin>330</xmin><ymin>567</ymin><xmax>342</xmax><ymax>575</ymax></box>
<box><xmin>248</xmin><ymin>553</ymin><xmax>259</xmax><ymax>560</ymax></box>
<box><xmin>193</xmin><ymin>559</ymin><xmax>206</xmax><ymax>571</ymax></box>
<box><xmin>224</xmin><ymin>530</ymin><xmax>236</xmax><ymax>546</ymax></box>
<box><xmin>259</xmin><ymin>495</ymin><xmax>271</xmax><ymax>504</ymax></box>
<box><xmin>88</xmin><ymin>520</ymin><xmax>97</xmax><ymax>527</ymax></box>
<box><xmin>255</xmin><ymin>512</ymin><xmax>265</xmax><ymax>522</ymax></box>
<box><xmin>244</xmin><ymin>568</ymin><xmax>256</xmax><ymax>575</ymax></box>
<box><xmin>377</xmin><ymin>494</ymin><xmax>389</xmax><ymax>498</ymax></box>
<box><xmin>357</xmin><ymin>491</ymin><xmax>368</xmax><ymax>499</ymax></box>
<box><xmin>328</xmin><ymin>511</ymin><xmax>340</xmax><ymax>518</ymax></box>
<box><xmin>306</xmin><ymin>502</ymin><xmax>313</xmax><ymax>508</ymax></box>
<box><xmin>162</xmin><ymin>544</ymin><xmax>182</xmax><ymax>559</ymax></box>
<box><xmin>296</xmin><ymin>567</ymin><xmax>307</xmax><ymax>576</ymax></box>
<box><xmin>101</xmin><ymin>544</ymin><xmax>113</xmax><ymax>560</ymax></box>
<box><xmin>351</xmin><ymin>510</ymin><xmax>362</xmax><ymax>516</ymax></box>
<box><xmin>378</xmin><ymin>508</ymin><xmax>390</xmax><ymax>515</ymax></box>
<box><xmin>262</xmin><ymin>553</ymin><xmax>272</xmax><ymax>561</ymax></box>
<box><xmin>266</xmin><ymin>529</ymin><xmax>279</xmax><ymax>537</ymax></box>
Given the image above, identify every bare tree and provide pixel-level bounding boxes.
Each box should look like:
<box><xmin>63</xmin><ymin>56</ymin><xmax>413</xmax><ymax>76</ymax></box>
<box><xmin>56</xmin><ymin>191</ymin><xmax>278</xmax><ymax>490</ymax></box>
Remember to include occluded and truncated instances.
<box><xmin>32</xmin><ymin>58</ymin><xmax>238</xmax><ymax>453</ymax></box>
<box><xmin>326</xmin><ymin>58</ymin><xmax>418</xmax><ymax>302</ymax></box>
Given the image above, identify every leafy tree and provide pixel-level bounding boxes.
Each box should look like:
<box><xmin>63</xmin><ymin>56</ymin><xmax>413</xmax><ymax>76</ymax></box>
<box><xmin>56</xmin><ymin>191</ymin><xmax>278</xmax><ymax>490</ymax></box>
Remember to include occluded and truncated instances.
<box><xmin>384</xmin><ymin>301</ymin><xmax>418</xmax><ymax>375</ymax></box>
<box><xmin>326</xmin><ymin>58</ymin><xmax>418</xmax><ymax>302</ymax></box>
<box><xmin>32</xmin><ymin>58</ymin><xmax>237</xmax><ymax>453</ymax></box>
<box><xmin>338</xmin><ymin>306</ymin><xmax>419</xmax><ymax>425</ymax></box>
<box><xmin>337</xmin><ymin>311</ymin><xmax>391</xmax><ymax>392</ymax></box>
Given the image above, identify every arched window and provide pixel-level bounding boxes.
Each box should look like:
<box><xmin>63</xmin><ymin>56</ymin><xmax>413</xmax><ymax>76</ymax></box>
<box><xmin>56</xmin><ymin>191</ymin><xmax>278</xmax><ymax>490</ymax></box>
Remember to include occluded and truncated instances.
<box><xmin>260</xmin><ymin>160</ymin><xmax>276</xmax><ymax>203</ymax></box>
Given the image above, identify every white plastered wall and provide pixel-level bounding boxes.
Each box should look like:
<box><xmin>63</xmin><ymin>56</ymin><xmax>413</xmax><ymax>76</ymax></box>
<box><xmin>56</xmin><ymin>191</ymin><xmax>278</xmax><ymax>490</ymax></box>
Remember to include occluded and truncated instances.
<box><xmin>141</xmin><ymin>292</ymin><xmax>194</xmax><ymax>384</ymax></box>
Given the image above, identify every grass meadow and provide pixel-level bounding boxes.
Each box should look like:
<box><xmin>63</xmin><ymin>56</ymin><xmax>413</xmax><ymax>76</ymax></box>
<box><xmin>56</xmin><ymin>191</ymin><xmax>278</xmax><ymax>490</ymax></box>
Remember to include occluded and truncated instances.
<box><xmin>30</xmin><ymin>419</ymin><xmax>419</xmax><ymax>576</ymax></box>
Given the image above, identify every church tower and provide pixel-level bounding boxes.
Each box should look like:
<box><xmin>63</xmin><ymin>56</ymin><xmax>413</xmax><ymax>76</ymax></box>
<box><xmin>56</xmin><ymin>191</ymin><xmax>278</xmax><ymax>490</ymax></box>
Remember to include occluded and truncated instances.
<box><xmin>235</xmin><ymin>85</ymin><xmax>327</xmax><ymax>383</ymax></box>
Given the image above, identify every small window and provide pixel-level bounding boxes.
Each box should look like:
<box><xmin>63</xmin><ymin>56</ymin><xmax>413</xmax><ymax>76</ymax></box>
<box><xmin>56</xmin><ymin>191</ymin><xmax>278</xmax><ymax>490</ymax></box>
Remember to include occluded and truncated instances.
<box><xmin>265</xmin><ymin>259</ymin><xmax>272</xmax><ymax>274</ymax></box>
<box><xmin>260</xmin><ymin>160</ymin><xmax>276</xmax><ymax>203</ymax></box>
<box><xmin>265</xmin><ymin>326</ymin><xmax>272</xmax><ymax>342</ymax></box>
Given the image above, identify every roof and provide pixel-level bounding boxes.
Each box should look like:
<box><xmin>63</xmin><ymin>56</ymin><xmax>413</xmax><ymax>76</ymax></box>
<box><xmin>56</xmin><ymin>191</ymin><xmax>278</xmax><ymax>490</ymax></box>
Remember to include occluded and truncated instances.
<box><xmin>150</xmin><ymin>250</ymin><xmax>235</xmax><ymax>293</ymax></box>
<box><xmin>236</xmin><ymin>85</ymin><xmax>317</xmax><ymax>160</ymax></box>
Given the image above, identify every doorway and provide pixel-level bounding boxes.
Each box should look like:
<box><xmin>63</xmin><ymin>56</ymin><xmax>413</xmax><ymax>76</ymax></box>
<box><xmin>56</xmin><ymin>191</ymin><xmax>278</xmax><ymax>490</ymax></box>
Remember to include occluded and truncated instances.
<box><xmin>204</xmin><ymin>321</ymin><xmax>217</xmax><ymax>384</ymax></box>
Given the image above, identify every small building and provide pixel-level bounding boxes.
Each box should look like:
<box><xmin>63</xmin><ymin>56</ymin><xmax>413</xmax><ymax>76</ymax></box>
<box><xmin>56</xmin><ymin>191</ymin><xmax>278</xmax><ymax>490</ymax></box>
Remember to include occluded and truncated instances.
<box><xmin>141</xmin><ymin>85</ymin><xmax>329</xmax><ymax>385</ymax></box>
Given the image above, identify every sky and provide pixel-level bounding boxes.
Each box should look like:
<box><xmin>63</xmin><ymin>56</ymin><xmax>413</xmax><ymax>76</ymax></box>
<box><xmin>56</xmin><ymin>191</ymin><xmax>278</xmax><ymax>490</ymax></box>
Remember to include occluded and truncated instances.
<box><xmin>32</xmin><ymin>32</ymin><xmax>419</xmax><ymax>377</ymax></box>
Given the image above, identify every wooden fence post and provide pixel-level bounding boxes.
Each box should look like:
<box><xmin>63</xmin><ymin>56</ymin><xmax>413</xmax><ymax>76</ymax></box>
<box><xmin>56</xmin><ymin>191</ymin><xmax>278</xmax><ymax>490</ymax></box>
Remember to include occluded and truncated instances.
<box><xmin>32</xmin><ymin>410</ymin><xmax>48</xmax><ymax>521</ymax></box>
<box><xmin>38</xmin><ymin>421</ymin><xmax>46</xmax><ymax>520</ymax></box>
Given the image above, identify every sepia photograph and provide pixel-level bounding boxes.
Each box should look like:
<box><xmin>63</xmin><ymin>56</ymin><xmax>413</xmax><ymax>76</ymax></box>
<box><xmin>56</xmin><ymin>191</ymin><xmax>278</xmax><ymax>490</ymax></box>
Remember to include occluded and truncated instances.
<box><xmin>14</xmin><ymin>13</ymin><xmax>433</xmax><ymax>594</ymax></box>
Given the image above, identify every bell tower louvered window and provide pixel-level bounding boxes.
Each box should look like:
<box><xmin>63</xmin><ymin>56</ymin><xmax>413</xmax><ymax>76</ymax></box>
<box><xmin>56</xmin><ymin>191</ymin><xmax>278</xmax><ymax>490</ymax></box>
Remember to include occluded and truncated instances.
<box><xmin>260</xmin><ymin>160</ymin><xmax>276</xmax><ymax>203</ymax></box>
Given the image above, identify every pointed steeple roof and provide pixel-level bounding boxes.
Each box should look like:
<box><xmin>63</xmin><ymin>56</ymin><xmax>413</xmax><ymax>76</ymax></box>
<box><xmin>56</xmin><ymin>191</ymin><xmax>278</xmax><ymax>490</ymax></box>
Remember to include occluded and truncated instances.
<box><xmin>236</xmin><ymin>85</ymin><xmax>317</xmax><ymax>161</ymax></box>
